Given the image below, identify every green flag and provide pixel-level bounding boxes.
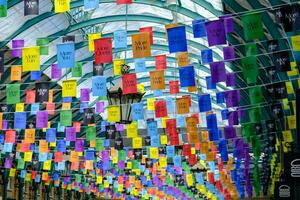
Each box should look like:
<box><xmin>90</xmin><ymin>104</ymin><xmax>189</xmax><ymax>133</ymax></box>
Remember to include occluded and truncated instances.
<box><xmin>6</xmin><ymin>84</ymin><xmax>20</xmax><ymax>104</ymax></box>
<box><xmin>86</xmin><ymin>126</ymin><xmax>96</xmax><ymax>141</ymax></box>
<box><xmin>0</xmin><ymin>5</ymin><xmax>7</xmax><ymax>17</ymax></box>
<box><xmin>118</xmin><ymin>150</ymin><xmax>126</xmax><ymax>161</ymax></box>
<box><xmin>96</xmin><ymin>139</ymin><xmax>104</xmax><ymax>151</ymax></box>
<box><xmin>17</xmin><ymin>159</ymin><xmax>25</xmax><ymax>170</ymax></box>
<box><xmin>72</xmin><ymin>62</ymin><xmax>82</xmax><ymax>77</ymax></box>
<box><xmin>249</xmin><ymin>107</ymin><xmax>261</xmax><ymax>123</ymax></box>
<box><xmin>242</xmin><ymin>56</ymin><xmax>259</xmax><ymax>84</ymax></box>
<box><xmin>249</xmin><ymin>87</ymin><xmax>264</xmax><ymax>105</ymax></box>
<box><xmin>245</xmin><ymin>43</ymin><xmax>257</xmax><ymax>56</ymax></box>
<box><xmin>36</xmin><ymin>38</ymin><xmax>49</xmax><ymax>55</ymax></box>
<box><xmin>60</xmin><ymin>110</ymin><xmax>72</xmax><ymax>126</ymax></box>
<box><xmin>242</xmin><ymin>13</ymin><xmax>264</xmax><ymax>40</ymax></box>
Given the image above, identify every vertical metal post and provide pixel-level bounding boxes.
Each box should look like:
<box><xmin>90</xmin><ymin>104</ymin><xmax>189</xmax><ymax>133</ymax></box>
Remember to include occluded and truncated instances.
<box><xmin>3</xmin><ymin>169</ymin><xmax>8</xmax><ymax>200</ymax></box>
<box><xmin>18</xmin><ymin>176</ymin><xmax>24</xmax><ymax>200</ymax></box>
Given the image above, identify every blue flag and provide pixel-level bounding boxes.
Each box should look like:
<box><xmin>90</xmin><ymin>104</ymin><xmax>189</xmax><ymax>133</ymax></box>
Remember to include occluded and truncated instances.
<box><xmin>198</xmin><ymin>94</ymin><xmax>211</xmax><ymax>112</ymax></box>
<box><xmin>14</xmin><ymin>112</ymin><xmax>26</xmax><ymax>129</ymax></box>
<box><xmin>30</xmin><ymin>71</ymin><xmax>41</xmax><ymax>81</ymax></box>
<box><xmin>216</xmin><ymin>92</ymin><xmax>225</xmax><ymax>104</ymax></box>
<box><xmin>84</xmin><ymin>0</ymin><xmax>99</xmax><ymax>10</ymax></box>
<box><xmin>57</xmin><ymin>43</ymin><xmax>75</xmax><ymax>69</ymax></box>
<box><xmin>167</xmin><ymin>26</ymin><xmax>187</xmax><ymax>53</ymax></box>
<box><xmin>206</xmin><ymin>76</ymin><xmax>216</xmax><ymax>89</ymax></box>
<box><xmin>201</xmin><ymin>49</ymin><xmax>213</xmax><ymax>64</ymax></box>
<box><xmin>192</xmin><ymin>19</ymin><xmax>207</xmax><ymax>38</ymax></box>
<box><xmin>147</xmin><ymin>120</ymin><xmax>158</xmax><ymax>136</ymax></box>
<box><xmin>134</xmin><ymin>58</ymin><xmax>146</xmax><ymax>73</ymax></box>
<box><xmin>114</xmin><ymin>30</ymin><xmax>127</xmax><ymax>49</ymax></box>
<box><xmin>92</xmin><ymin>76</ymin><xmax>107</xmax><ymax>96</ymax></box>
<box><xmin>131</xmin><ymin>103</ymin><xmax>144</xmax><ymax>120</ymax></box>
<box><xmin>179</xmin><ymin>66</ymin><xmax>195</xmax><ymax>87</ymax></box>
<box><xmin>46</xmin><ymin>128</ymin><xmax>56</xmax><ymax>142</ymax></box>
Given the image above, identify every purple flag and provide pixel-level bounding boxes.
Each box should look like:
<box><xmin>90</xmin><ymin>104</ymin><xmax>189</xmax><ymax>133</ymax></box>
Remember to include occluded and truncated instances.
<box><xmin>223</xmin><ymin>46</ymin><xmax>235</xmax><ymax>61</ymax></box>
<box><xmin>115</xmin><ymin>123</ymin><xmax>125</xmax><ymax>131</ymax></box>
<box><xmin>96</xmin><ymin>101</ymin><xmax>105</xmax><ymax>113</ymax></box>
<box><xmin>223</xmin><ymin>16</ymin><xmax>234</xmax><ymax>33</ymax></box>
<box><xmin>224</xmin><ymin>90</ymin><xmax>240</xmax><ymax>108</ymax></box>
<box><xmin>66</xmin><ymin>127</ymin><xmax>76</xmax><ymax>141</ymax></box>
<box><xmin>210</xmin><ymin>61</ymin><xmax>226</xmax><ymax>83</ymax></box>
<box><xmin>36</xmin><ymin>111</ymin><xmax>48</xmax><ymax>128</ymax></box>
<box><xmin>234</xmin><ymin>138</ymin><xmax>245</xmax><ymax>159</ymax></box>
<box><xmin>12</xmin><ymin>39</ymin><xmax>24</xmax><ymax>58</ymax></box>
<box><xmin>224</xmin><ymin>126</ymin><xmax>237</xmax><ymax>139</ymax></box>
<box><xmin>75</xmin><ymin>139</ymin><xmax>84</xmax><ymax>152</ymax></box>
<box><xmin>228</xmin><ymin>111</ymin><xmax>239</xmax><ymax>126</ymax></box>
<box><xmin>226</xmin><ymin>73</ymin><xmax>236</xmax><ymax>87</ymax></box>
<box><xmin>2</xmin><ymin>120</ymin><xmax>8</xmax><ymax>130</ymax></box>
<box><xmin>51</xmin><ymin>64</ymin><xmax>62</xmax><ymax>79</ymax></box>
<box><xmin>205</xmin><ymin>19</ymin><xmax>227</xmax><ymax>47</ymax></box>
<box><xmin>4</xmin><ymin>158</ymin><xmax>12</xmax><ymax>169</ymax></box>
<box><xmin>80</xmin><ymin>88</ymin><xmax>90</xmax><ymax>102</ymax></box>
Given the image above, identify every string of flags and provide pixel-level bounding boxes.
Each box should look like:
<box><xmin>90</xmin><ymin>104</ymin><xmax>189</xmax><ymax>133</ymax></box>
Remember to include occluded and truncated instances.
<box><xmin>0</xmin><ymin>0</ymin><xmax>300</xmax><ymax>199</ymax></box>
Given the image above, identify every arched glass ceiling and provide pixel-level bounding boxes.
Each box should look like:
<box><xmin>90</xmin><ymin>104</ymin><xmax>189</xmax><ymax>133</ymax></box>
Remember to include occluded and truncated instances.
<box><xmin>1</xmin><ymin>0</ymin><xmax>227</xmax><ymax>126</ymax></box>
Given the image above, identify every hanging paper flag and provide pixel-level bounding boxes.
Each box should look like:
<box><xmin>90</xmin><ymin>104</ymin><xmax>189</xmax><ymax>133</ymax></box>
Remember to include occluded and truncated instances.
<box><xmin>267</xmin><ymin>39</ymin><xmax>279</xmax><ymax>52</ymax></box>
<box><xmin>131</xmin><ymin>32</ymin><xmax>151</xmax><ymax>58</ymax></box>
<box><xmin>92</xmin><ymin>76</ymin><xmax>107</xmax><ymax>96</ymax></box>
<box><xmin>46</xmin><ymin>128</ymin><xmax>56</xmax><ymax>143</ymax></box>
<box><xmin>177</xmin><ymin>52</ymin><xmax>189</xmax><ymax>67</ymax></box>
<box><xmin>245</xmin><ymin>43</ymin><xmax>257</xmax><ymax>56</ymax></box>
<box><xmin>223</xmin><ymin>16</ymin><xmax>234</xmax><ymax>33</ymax></box>
<box><xmin>292</xmin><ymin>35</ymin><xmax>300</xmax><ymax>51</ymax></box>
<box><xmin>226</xmin><ymin>73</ymin><xmax>235</xmax><ymax>87</ymax></box>
<box><xmin>176</xmin><ymin>97</ymin><xmax>190</xmax><ymax>114</ymax></box>
<box><xmin>198</xmin><ymin>94</ymin><xmax>212</xmax><ymax>112</ymax></box>
<box><xmin>122</xmin><ymin>73</ymin><xmax>137</xmax><ymax>94</ymax></box>
<box><xmin>10</xmin><ymin>66</ymin><xmax>22</xmax><ymax>81</ymax></box>
<box><xmin>60</xmin><ymin>110</ymin><xmax>72</xmax><ymax>126</ymax></box>
<box><xmin>62</xmin><ymin>35</ymin><xmax>75</xmax><ymax>43</ymax></box>
<box><xmin>25</xmin><ymin>90</ymin><xmax>35</xmax><ymax>104</ymax></box>
<box><xmin>83</xmin><ymin>108</ymin><xmax>95</xmax><ymax>125</ymax></box>
<box><xmin>113</xmin><ymin>59</ymin><xmax>124</xmax><ymax>76</ymax></box>
<box><xmin>179</xmin><ymin>66</ymin><xmax>195</xmax><ymax>87</ymax></box>
<box><xmin>167</xmin><ymin>26</ymin><xmax>187</xmax><ymax>53</ymax></box>
<box><xmin>35</xmin><ymin>82</ymin><xmax>49</xmax><ymax>103</ymax></box>
<box><xmin>94</xmin><ymin>38</ymin><xmax>113</xmax><ymax>64</ymax></box>
<box><xmin>12</xmin><ymin>40</ymin><xmax>24</xmax><ymax>58</ymax></box>
<box><xmin>241</xmin><ymin>56</ymin><xmax>258</xmax><ymax>84</ymax></box>
<box><xmin>223</xmin><ymin>46</ymin><xmax>235</xmax><ymax>61</ymax></box>
<box><xmin>131</xmin><ymin>103</ymin><xmax>144</xmax><ymax>121</ymax></box>
<box><xmin>249</xmin><ymin>87</ymin><xmax>264</xmax><ymax>105</ymax></box>
<box><xmin>5</xmin><ymin>130</ymin><xmax>16</xmax><ymax>143</ymax></box>
<box><xmin>154</xmin><ymin>100</ymin><xmax>167</xmax><ymax>118</ymax></box>
<box><xmin>206</xmin><ymin>76</ymin><xmax>216</xmax><ymax>89</ymax></box>
<box><xmin>205</xmin><ymin>19</ymin><xmax>226</xmax><ymax>46</ymax></box>
<box><xmin>84</xmin><ymin>0</ymin><xmax>99</xmax><ymax>10</ymax></box>
<box><xmin>0</xmin><ymin>0</ymin><xmax>7</xmax><ymax>17</ymax></box>
<box><xmin>72</xmin><ymin>62</ymin><xmax>82</xmax><ymax>77</ymax></box>
<box><xmin>210</xmin><ymin>61</ymin><xmax>226</xmax><ymax>83</ymax></box>
<box><xmin>192</xmin><ymin>19</ymin><xmax>206</xmax><ymax>38</ymax></box>
<box><xmin>107</xmin><ymin>106</ymin><xmax>120</xmax><ymax>122</ymax></box>
<box><xmin>93</xmin><ymin>62</ymin><xmax>104</xmax><ymax>76</ymax></box>
<box><xmin>80</xmin><ymin>88</ymin><xmax>90</xmax><ymax>102</ymax></box>
<box><xmin>30</xmin><ymin>71</ymin><xmax>41</xmax><ymax>81</ymax></box>
<box><xmin>54</xmin><ymin>0</ymin><xmax>70</xmax><ymax>13</ymax></box>
<box><xmin>155</xmin><ymin>55</ymin><xmax>166</xmax><ymax>70</ymax></box>
<box><xmin>88</xmin><ymin>33</ymin><xmax>101</xmax><ymax>52</ymax></box>
<box><xmin>62</xmin><ymin>80</ymin><xmax>77</xmax><ymax>97</ymax></box>
<box><xmin>24</xmin><ymin>0</ymin><xmax>39</xmax><ymax>15</ymax></box>
<box><xmin>169</xmin><ymin>80</ymin><xmax>179</xmax><ymax>94</ymax></box>
<box><xmin>6</xmin><ymin>84</ymin><xmax>20</xmax><ymax>104</ymax></box>
<box><xmin>134</xmin><ymin>58</ymin><xmax>146</xmax><ymax>73</ymax></box>
<box><xmin>150</xmin><ymin>70</ymin><xmax>165</xmax><ymax>90</ymax></box>
<box><xmin>201</xmin><ymin>49</ymin><xmax>213</xmax><ymax>64</ymax></box>
<box><xmin>242</xmin><ymin>13</ymin><xmax>264</xmax><ymax>40</ymax></box>
<box><xmin>14</xmin><ymin>112</ymin><xmax>26</xmax><ymax>129</ymax></box>
<box><xmin>216</xmin><ymin>92</ymin><xmax>225</xmax><ymax>104</ymax></box>
<box><xmin>66</xmin><ymin>127</ymin><xmax>76</xmax><ymax>141</ymax></box>
<box><xmin>36</xmin><ymin>38</ymin><xmax>49</xmax><ymax>55</ymax></box>
<box><xmin>57</xmin><ymin>43</ymin><xmax>75</xmax><ymax>68</ymax></box>
<box><xmin>140</xmin><ymin>26</ymin><xmax>153</xmax><ymax>45</ymax></box>
<box><xmin>224</xmin><ymin>90</ymin><xmax>240</xmax><ymax>108</ymax></box>
<box><xmin>114</xmin><ymin>30</ymin><xmax>127</xmax><ymax>49</ymax></box>
<box><xmin>36</xmin><ymin>111</ymin><xmax>48</xmax><ymax>128</ymax></box>
<box><xmin>273</xmin><ymin>51</ymin><xmax>291</xmax><ymax>72</ymax></box>
<box><xmin>22</xmin><ymin>46</ymin><xmax>40</xmax><ymax>72</ymax></box>
<box><xmin>116</xmin><ymin>0</ymin><xmax>132</xmax><ymax>4</ymax></box>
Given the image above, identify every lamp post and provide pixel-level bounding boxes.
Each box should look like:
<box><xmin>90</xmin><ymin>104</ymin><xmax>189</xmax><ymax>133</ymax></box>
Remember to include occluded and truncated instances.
<box><xmin>107</xmin><ymin>64</ymin><xmax>144</xmax><ymax>124</ymax></box>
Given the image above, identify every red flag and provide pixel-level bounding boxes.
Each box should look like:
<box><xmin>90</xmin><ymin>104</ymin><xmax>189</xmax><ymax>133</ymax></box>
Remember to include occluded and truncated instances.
<box><xmin>155</xmin><ymin>55</ymin><xmax>166</xmax><ymax>70</ymax></box>
<box><xmin>94</xmin><ymin>38</ymin><xmax>112</xmax><ymax>64</ymax></box>
<box><xmin>26</xmin><ymin>90</ymin><xmax>36</xmax><ymax>103</ymax></box>
<box><xmin>166</xmin><ymin>118</ymin><xmax>177</xmax><ymax>135</ymax></box>
<box><xmin>183</xmin><ymin>144</ymin><xmax>191</xmax><ymax>156</ymax></box>
<box><xmin>122</xmin><ymin>73</ymin><xmax>137</xmax><ymax>94</ymax></box>
<box><xmin>170</xmin><ymin>134</ymin><xmax>179</xmax><ymax>145</ymax></box>
<box><xmin>154</xmin><ymin>100</ymin><xmax>167</xmax><ymax>118</ymax></box>
<box><xmin>116</xmin><ymin>0</ymin><xmax>132</xmax><ymax>4</ymax></box>
<box><xmin>189</xmin><ymin>154</ymin><xmax>197</xmax><ymax>165</ymax></box>
<box><xmin>5</xmin><ymin>130</ymin><xmax>16</xmax><ymax>143</ymax></box>
<box><xmin>169</xmin><ymin>80</ymin><xmax>179</xmax><ymax>94</ymax></box>
<box><xmin>140</xmin><ymin>26</ymin><xmax>153</xmax><ymax>45</ymax></box>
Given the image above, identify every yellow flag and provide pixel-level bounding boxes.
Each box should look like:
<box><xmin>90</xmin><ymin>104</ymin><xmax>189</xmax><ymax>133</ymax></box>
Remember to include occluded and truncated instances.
<box><xmin>149</xmin><ymin>147</ymin><xmax>158</xmax><ymax>159</ymax></box>
<box><xmin>15</xmin><ymin>103</ymin><xmax>24</xmax><ymax>112</ymax></box>
<box><xmin>0</xmin><ymin>113</ymin><xmax>2</xmax><ymax>130</ymax></box>
<box><xmin>285</xmin><ymin>81</ymin><xmax>294</xmax><ymax>94</ymax></box>
<box><xmin>287</xmin><ymin>62</ymin><xmax>298</xmax><ymax>77</ymax></box>
<box><xmin>54</xmin><ymin>0</ymin><xmax>70</xmax><ymax>13</ymax></box>
<box><xmin>25</xmin><ymin>129</ymin><xmax>35</xmax><ymax>144</ymax></box>
<box><xmin>132</xmin><ymin>137</ymin><xmax>142</xmax><ymax>149</ymax></box>
<box><xmin>113</xmin><ymin>59</ymin><xmax>124</xmax><ymax>76</ymax></box>
<box><xmin>126</xmin><ymin>122</ymin><xmax>138</xmax><ymax>138</ymax></box>
<box><xmin>160</xmin><ymin>135</ymin><xmax>167</xmax><ymax>145</ymax></box>
<box><xmin>159</xmin><ymin>157</ymin><xmax>167</xmax><ymax>168</ymax></box>
<box><xmin>147</xmin><ymin>98</ymin><xmax>155</xmax><ymax>110</ymax></box>
<box><xmin>43</xmin><ymin>160</ymin><xmax>52</xmax><ymax>170</ymax></box>
<box><xmin>107</xmin><ymin>106</ymin><xmax>120</xmax><ymax>122</ymax></box>
<box><xmin>282</xmin><ymin>130</ymin><xmax>293</xmax><ymax>142</ymax></box>
<box><xmin>24</xmin><ymin>152</ymin><xmax>33</xmax><ymax>162</ymax></box>
<box><xmin>22</xmin><ymin>46</ymin><xmax>40</xmax><ymax>72</ymax></box>
<box><xmin>9</xmin><ymin>168</ymin><xmax>16</xmax><ymax>177</ymax></box>
<box><xmin>96</xmin><ymin>176</ymin><xmax>103</xmax><ymax>184</ymax></box>
<box><xmin>186</xmin><ymin>174</ymin><xmax>194</xmax><ymax>186</ymax></box>
<box><xmin>137</xmin><ymin>84</ymin><xmax>145</xmax><ymax>93</ymax></box>
<box><xmin>62</xmin><ymin>80</ymin><xmax>77</xmax><ymax>97</ymax></box>
<box><xmin>291</xmin><ymin>35</ymin><xmax>300</xmax><ymax>51</ymax></box>
<box><xmin>88</xmin><ymin>33</ymin><xmax>101</xmax><ymax>52</ymax></box>
<box><xmin>287</xmin><ymin>115</ymin><xmax>296</xmax><ymax>129</ymax></box>
<box><xmin>161</xmin><ymin>117</ymin><xmax>169</xmax><ymax>128</ymax></box>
